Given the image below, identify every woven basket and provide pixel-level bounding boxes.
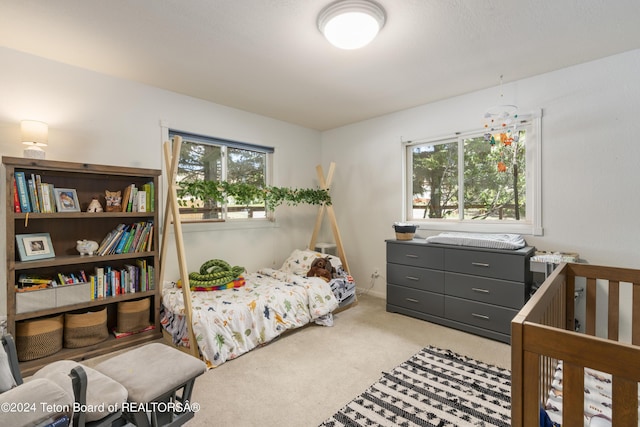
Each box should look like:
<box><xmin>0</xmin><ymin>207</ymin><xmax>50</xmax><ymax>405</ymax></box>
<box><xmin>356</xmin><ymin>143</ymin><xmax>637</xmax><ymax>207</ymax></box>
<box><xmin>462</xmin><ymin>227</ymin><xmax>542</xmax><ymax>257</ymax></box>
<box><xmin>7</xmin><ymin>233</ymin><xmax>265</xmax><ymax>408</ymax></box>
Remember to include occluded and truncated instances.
<box><xmin>16</xmin><ymin>315</ymin><xmax>63</xmax><ymax>361</ymax></box>
<box><xmin>117</xmin><ymin>298</ymin><xmax>150</xmax><ymax>333</ymax></box>
<box><xmin>64</xmin><ymin>307</ymin><xmax>108</xmax><ymax>348</ymax></box>
<box><xmin>395</xmin><ymin>232</ymin><xmax>415</xmax><ymax>241</ymax></box>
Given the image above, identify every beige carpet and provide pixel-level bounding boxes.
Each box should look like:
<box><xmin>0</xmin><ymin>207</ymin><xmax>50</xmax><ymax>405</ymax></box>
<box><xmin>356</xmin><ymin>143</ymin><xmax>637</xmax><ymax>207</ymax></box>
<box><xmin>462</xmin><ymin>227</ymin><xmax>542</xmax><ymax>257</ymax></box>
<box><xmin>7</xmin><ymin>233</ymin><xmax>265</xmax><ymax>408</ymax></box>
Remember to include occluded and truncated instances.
<box><xmin>180</xmin><ymin>293</ymin><xmax>510</xmax><ymax>426</ymax></box>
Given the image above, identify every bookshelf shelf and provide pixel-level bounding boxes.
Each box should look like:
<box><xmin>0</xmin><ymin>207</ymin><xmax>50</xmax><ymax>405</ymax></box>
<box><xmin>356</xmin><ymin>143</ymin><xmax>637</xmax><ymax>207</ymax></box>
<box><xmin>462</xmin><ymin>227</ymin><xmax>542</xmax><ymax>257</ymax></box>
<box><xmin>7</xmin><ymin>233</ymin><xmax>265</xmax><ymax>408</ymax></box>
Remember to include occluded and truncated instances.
<box><xmin>3</xmin><ymin>156</ymin><xmax>162</xmax><ymax>376</ymax></box>
<box><xmin>14</xmin><ymin>289</ymin><xmax>157</xmax><ymax>321</ymax></box>
<box><xmin>14</xmin><ymin>251</ymin><xmax>158</xmax><ymax>270</ymax></box>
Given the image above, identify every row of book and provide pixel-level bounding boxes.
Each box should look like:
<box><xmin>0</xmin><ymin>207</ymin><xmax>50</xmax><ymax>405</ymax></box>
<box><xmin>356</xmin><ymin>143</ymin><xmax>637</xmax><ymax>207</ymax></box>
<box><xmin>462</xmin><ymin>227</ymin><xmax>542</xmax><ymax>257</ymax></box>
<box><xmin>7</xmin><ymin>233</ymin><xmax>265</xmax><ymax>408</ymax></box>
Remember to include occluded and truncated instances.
<box><xmin>93</xmin><ymin>260</ymin><xmax>154</xmax><ymax>298</ymax></box>
<box><xmin>16</xmin><ymin>260</ymin><xmax>154</xmax><ymax>298</ymax></box>
<box><xmin>18</xmin><ymin>272</ymin><xmax>90</xmax><ymax>289</ymax></box>
<box><xmin>122</xmin><ymin>182</ymin><xmax>155</xmax><ymax>212</ymax></box>
<box><xmin>13</xmin><ymin>172</ymin><xmax>56</xmax><ymax>213</ymax></box>
<box><xmin>12</xmin><ymin>171</ymin><xmax>155</xmax><ymax>214</ymax></box>
<box><xmin>97</xmin><ymin>221</ymin><xmax>154</xmax><ymax>256</ymax></box>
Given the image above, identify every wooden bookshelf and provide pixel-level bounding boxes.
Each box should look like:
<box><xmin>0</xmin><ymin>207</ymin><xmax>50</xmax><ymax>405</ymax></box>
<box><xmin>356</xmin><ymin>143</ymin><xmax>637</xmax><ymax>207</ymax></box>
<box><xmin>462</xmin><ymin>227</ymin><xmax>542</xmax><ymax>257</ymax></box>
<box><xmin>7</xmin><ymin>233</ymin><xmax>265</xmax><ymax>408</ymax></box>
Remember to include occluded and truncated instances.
<box><xmin>3</xmin><ymin>156</ymin><xmax>162</xmax><ymax>376</ymax></box>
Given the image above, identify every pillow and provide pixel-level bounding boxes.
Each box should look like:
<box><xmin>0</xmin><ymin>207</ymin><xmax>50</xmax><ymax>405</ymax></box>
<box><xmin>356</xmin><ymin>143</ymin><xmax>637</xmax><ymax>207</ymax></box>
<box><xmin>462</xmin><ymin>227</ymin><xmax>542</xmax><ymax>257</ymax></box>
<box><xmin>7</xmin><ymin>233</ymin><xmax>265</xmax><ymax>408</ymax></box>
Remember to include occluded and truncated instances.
<box><xmin>0</xmin><ymin>343</ymin><xmax>17</xmax><ymax>392</ymax></box>
<box><xmin>280</xmin><ymin>249</ymin><xmax>343</xmax><ymax>275</ymax></box>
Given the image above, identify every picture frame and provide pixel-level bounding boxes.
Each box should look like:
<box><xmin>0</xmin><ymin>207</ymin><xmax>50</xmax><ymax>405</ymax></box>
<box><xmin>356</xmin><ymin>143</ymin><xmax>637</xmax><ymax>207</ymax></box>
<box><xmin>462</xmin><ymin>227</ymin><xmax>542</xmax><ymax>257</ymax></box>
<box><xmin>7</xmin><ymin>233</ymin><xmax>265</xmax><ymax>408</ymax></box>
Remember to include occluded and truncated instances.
<box><xmin>16</xmin><ymin>233</ymin><xmax>56</xmax><ymax>261</ymax></box>
<box><xmin>54</xmin><ymin>188</ymin><xmax>81</xmax><ymax>212</ymax></box>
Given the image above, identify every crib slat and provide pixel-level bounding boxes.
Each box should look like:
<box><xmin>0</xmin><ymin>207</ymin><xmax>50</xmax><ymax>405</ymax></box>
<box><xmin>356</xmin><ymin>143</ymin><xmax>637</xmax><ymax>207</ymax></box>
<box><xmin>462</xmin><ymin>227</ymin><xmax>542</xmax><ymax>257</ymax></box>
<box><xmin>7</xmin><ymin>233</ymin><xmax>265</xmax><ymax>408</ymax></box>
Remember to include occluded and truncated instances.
<box><xmin>586</xmin><ymin>277</ymin><xmax>596</xmax><ymax>336</ymax></box>
<box><xmin>523</xmin><ymin>351</ymin><xmax>540</xmax><ymax>427</ymax></box>
<box><xmin>566</xmin><ymin>274</ymin><xmax>575</xmax><ymax>331</ymax></box>
<box><xmin>608</xmin><ymin>280</ymin><xmax>619</xmax><ymax>340</ymax></box>
<box><xmin>563</xmin><ymin>362</ymin><xmax>584</xmax><ymax>426</ymax></box>
<box><xmin>634</xmin><ymin>283</ymin><xmax>640</xmax><ymax>346</ymax></box>
<box><xmin>612</xmin><ymin>375</ymin><xmax>638</xmax><ymax>425</ymax></box>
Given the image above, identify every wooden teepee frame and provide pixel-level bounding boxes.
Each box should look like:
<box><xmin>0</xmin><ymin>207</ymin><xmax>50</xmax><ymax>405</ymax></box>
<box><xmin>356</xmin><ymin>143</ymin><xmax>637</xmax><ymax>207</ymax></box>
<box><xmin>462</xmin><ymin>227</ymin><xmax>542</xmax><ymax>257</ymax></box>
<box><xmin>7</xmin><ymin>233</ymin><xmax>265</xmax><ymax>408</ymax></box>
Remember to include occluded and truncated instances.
<box><xmin>159</xmin><ymin>136</ymin><xmax>351</xmax><ymax>359</ymax></box>
<box><xmin>159</xmin><ymin>136</ymin><xmax>199</xmax><ymax>357</ymax></box>
<box><xmin>308</xmin><ymin>162</ymin><xmax>350</xmax><ymax>273</ymax></box>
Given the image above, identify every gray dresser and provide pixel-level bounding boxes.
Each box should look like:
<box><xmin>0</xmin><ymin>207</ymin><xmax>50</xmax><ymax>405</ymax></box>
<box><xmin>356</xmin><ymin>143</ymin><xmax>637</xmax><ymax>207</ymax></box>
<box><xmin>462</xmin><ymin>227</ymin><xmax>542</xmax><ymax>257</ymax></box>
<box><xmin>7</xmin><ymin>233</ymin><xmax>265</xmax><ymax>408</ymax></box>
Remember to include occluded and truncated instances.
<box><xmin>386</xmin><ymin>239</ymin><xmax>535</xmax><ymax>343</ymax></box>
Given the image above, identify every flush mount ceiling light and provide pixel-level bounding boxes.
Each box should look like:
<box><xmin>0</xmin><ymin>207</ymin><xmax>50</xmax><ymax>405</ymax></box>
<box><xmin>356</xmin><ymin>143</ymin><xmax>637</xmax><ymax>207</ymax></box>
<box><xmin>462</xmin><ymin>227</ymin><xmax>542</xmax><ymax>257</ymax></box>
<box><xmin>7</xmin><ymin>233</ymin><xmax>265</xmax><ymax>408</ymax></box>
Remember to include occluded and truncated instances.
<box><xmin>318</xmin><ymin>0</ymin><xmax>386</xmax><ymax>50</ymax></box>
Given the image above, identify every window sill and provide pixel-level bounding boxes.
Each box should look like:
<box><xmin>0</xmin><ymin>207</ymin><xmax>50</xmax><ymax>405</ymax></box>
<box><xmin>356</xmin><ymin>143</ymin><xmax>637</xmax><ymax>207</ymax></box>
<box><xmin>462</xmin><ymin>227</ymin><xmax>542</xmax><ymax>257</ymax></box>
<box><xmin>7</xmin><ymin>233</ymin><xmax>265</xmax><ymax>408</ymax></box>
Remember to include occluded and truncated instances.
<box><xmin>168</xmin><ymin>218</ymin><xmax>278</xmax><ymax>233</ymax></box>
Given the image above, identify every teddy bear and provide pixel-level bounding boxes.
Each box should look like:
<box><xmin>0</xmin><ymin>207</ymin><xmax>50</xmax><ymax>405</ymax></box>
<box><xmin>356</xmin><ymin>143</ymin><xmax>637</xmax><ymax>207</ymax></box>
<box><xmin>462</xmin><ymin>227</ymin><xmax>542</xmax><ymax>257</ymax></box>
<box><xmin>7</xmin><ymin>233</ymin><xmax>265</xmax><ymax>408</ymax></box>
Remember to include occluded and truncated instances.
<box><xmin>307</xmin><ymin>257</ymin><xmax>335</xmax><ymax>282</ymax></box>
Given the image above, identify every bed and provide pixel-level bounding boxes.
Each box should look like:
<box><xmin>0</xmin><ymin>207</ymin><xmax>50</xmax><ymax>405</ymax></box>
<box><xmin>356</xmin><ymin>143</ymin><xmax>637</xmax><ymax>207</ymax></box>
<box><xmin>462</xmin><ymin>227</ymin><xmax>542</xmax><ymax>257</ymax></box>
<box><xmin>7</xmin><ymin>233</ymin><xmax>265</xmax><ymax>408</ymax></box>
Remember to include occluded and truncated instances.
<box><xmin>160</xmin><ymin>249</ymin><xmax>356</xmax><ymax>368</ymax></box>
<box><xmin>511</xmin><ymin>262</ymin><xmax>640</xmax><ymax>426</ymax></box>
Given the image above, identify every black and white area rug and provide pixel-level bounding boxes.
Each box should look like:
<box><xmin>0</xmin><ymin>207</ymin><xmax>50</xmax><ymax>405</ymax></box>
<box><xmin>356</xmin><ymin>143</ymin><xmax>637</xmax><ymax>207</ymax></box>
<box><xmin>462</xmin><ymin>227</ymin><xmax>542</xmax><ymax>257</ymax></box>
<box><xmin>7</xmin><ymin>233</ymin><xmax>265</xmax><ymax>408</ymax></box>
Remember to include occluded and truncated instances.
<box><xmin>320</xmin><ymin>346</ymin><xmax>511</xmax><ymax>427</ymax></box>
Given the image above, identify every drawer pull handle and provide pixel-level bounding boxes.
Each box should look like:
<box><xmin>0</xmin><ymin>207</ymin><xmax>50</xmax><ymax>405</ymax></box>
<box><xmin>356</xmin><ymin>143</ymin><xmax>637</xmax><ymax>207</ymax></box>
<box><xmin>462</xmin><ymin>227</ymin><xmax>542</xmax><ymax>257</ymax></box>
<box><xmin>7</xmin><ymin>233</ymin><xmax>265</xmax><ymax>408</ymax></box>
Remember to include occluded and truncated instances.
<box><xmin>472</xmin><ymin>262</ymin><xmax>490</xmax><ymax>268</ymax></box>
<box><xmin>405</xmin><ymin>298</ymin><xmax>420</xmax><ymax>303</ymax></box>
<box><xmin>472</xmin><ymin>313</ymin><xmax>490</xmax><ymax>320</ymax></box>
<box><xmin>406</xmin><ymin>254</ymin><xmax>419</xmax><ymax>258</ymax></box>
<box><xmin>472</xmin><ymin>288</ymin><xmax>490</xmax><ymax>293</ymax></box>
<box><xmin>406</xmin><ymin>276</ymin><xmax>420</xmax><ymax>281</ymax></box>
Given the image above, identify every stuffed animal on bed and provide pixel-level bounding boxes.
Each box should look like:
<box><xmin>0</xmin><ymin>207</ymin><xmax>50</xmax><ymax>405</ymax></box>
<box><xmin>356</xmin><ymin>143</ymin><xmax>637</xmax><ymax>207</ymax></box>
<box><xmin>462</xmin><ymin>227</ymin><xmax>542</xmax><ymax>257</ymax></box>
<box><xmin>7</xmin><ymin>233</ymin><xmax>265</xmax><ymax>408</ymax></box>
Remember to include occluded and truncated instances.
<box><xmin>307</xmin><ymin>256</ymin><xmax>335</xmax><ymax>282</ymax></box>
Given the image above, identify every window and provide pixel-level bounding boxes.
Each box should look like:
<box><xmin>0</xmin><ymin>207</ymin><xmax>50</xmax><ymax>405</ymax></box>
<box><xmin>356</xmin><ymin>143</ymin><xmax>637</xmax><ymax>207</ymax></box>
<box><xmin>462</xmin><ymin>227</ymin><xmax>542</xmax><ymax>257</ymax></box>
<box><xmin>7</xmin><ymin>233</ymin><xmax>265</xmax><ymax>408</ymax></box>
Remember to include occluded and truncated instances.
<box><xmin>404</xmin><ymin>111</ymin><xmax>542</xmax><ymax>235</ymax></box>
<box><xmin>170</xmin><ymin>130</ymin><xmax>274</xmax><ymax>222</ymax></box>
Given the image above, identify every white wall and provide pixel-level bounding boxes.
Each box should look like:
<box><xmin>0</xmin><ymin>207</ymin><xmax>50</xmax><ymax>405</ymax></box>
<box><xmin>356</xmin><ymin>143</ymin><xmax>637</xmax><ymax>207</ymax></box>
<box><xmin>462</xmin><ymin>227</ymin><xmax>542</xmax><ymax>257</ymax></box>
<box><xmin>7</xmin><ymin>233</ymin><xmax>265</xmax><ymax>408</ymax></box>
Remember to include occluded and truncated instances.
<box><xmin>0</xmin><ymin>47</ymin><xmax>322</xmax><ymax>315</ymax></box>
<box><xmin>322</xmin><ymin>49</ymin><xmax>640</xmax><ymax>298</ymax></box>
<box><xmin>2</xmin><ymin>46</ymin><xmax>639</xmax><ymax>305</ymax></box>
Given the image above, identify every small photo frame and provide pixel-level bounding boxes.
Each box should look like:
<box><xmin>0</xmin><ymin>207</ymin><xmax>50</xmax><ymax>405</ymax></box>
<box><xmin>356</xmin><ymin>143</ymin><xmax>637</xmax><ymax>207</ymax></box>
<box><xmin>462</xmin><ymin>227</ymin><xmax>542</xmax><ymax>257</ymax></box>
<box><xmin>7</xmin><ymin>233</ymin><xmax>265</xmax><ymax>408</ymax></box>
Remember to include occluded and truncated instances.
<box><xmin>16</xmin><ymin>233</ymin><xmax>55</xmax><ymax>261</ymax></box>
<box><xmin>54</xmin><ymin>188</ymin><xmax>81</xmax><ymax>212</ymax></box>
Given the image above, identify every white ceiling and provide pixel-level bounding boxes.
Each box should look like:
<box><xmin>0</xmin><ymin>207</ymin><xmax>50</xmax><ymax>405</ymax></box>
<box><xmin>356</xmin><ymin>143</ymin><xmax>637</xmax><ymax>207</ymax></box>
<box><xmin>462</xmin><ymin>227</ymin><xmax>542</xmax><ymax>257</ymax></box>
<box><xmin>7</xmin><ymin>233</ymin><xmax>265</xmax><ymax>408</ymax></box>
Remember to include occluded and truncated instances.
<box><xmin>1</xmin><ymin>0</ymin><xmax>639</xmax><ymax>131</ymax></box>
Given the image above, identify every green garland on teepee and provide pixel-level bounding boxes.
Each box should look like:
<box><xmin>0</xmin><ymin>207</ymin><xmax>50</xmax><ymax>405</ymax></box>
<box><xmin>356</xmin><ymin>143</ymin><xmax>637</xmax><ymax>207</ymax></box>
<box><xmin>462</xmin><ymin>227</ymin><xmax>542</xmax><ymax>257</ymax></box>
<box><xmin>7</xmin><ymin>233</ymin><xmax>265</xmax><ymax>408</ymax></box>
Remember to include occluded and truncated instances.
<box><xmin>176</xmin><ymin>179</ymin><xmax>331</xmax><ymax>211</ymax></box>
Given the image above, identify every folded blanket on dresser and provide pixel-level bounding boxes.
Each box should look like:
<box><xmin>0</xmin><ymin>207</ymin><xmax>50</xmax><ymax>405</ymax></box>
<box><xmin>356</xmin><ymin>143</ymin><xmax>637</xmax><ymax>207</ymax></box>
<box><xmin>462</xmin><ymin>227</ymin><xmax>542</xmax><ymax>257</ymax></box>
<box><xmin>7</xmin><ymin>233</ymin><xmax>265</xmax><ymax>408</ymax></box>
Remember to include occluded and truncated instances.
<box><xmin>425</xmin><ymin>231</ymin><xmax>526</xmax><ymax>250</ymax></box>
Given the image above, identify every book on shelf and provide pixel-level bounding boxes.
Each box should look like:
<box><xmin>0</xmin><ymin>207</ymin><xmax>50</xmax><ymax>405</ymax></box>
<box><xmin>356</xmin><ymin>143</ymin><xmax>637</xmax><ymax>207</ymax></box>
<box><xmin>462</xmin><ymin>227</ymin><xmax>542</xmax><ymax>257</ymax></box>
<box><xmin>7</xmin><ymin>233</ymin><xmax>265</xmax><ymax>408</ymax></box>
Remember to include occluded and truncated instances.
<box><xmin>114</xmin><ymin>227</ymin><xmax>131</xmax><ymax>254</ymax></box>
<box><xmin>143</xmin><ymin>181</ymin><xmax>154</xmax><ymax>212</ymax></box>
<box><xmin>28</xmin><ymin>174</ymin><xmax>41</xmax><ymax>213</ymax></box>
<box><xmin>98</xmin><ymin>223</ymin><xmax>127</xmax><ymax>256</ymax></box>
<box><xmin>40</xmin><ymin>182</ymin><xmax>55</xmax><ymax>213</ymax></box>
<box><xmin>113</xmin><ymin>324</ymin><xmax>155</xmax><ymax>339</ymax></box>
<box><xmin>18</xmin><ymin>274</ymin><xmax>55</xmax><ymax>285</ymax></box>
<box><xmin>95</xmin><ymin>267</ymin><xmax>105</xmax><ymax>298</ymax></box>
<box><xmin>12</xmin><ymin>176</ymin><xmax>21</xmax><ymax>213</ymax></box>
<box><xmin>129</xmin><ymin>222</ymin><xmax>146</xmax><ymax>252</ymax></box>
<box><xmin>122</xmin><ymin>183</ymin><xmax>135</xmax><ymax>212</ymax></box>
<box><xmin>88</xmin><ymin>261</ymin><xmax>151</xmax><ymax>297</ymax></box>
<box><xmin>14</xmin><ymin>171</ymin><xmax>32</xmax><ymax>212</ymax></box>
<box><xmin>131</xmin><ymin>186</ymin><xmax>139</xmax><ymax>212</ymax></box>
<box><xmin>136</xmin><ymin>190</ymin><xmax>147</xmax><ymax>212</ymax></box>
<box><xmin>17</xmin><ymin>274</ymin><xmax>55</xmax><ymax>290</ymax></box>
<box><xmin>136</xmin><ymin>259</ymin><xmax>147</xmax><ymax>292</ymax></box>
<box><xmin>56</xmin><ymin>270</ymin><xmax>89</xmax><ymax>286</ymax></box>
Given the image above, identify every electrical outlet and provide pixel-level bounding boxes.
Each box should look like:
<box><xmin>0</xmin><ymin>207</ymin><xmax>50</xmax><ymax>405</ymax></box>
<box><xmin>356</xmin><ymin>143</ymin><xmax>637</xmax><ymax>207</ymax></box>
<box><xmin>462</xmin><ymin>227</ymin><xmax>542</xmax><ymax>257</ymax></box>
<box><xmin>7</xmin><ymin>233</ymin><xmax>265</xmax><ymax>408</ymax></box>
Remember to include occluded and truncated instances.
<box><xmin>372</xmin><ymin>269</ymin><xmax>380</xmax><ymax>279</ymax></box>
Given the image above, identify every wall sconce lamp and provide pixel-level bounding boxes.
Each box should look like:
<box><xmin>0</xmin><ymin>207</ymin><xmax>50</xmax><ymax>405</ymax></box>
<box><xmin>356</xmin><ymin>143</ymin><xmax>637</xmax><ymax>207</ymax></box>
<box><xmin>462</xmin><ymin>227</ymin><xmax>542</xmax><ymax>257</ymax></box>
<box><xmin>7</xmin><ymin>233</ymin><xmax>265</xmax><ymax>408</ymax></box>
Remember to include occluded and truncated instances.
<box><xmin>21</xmin><ymin>120</ymin><xmax>48</xmax><ymax>159</ymax></box>
<box><xmin>318</xmin><ymin>0</ymin><xmax>386</xmax><ymax>50</ymax></box>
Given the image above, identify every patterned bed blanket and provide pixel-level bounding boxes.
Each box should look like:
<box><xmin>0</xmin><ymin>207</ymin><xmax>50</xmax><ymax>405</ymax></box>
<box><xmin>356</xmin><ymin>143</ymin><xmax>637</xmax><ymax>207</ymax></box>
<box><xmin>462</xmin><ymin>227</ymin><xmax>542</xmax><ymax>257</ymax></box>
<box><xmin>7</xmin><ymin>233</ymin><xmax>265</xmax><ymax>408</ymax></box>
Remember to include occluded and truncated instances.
<box><xmin>544</xmin><ymin>362</ymin><xmax>640</xmax><ymax>426</ymax></box>
<box><xmin>161</xmin><ymin>268</ymin><xmax>339</xmax><ymax>367</ymax></box>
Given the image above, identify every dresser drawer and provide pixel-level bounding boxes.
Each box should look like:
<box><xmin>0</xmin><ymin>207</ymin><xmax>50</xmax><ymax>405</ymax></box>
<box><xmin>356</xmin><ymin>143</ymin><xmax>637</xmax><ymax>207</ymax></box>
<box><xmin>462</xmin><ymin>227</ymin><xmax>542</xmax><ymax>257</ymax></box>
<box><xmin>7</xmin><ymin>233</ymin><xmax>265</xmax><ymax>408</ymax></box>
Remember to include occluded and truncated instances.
<box><xmin>387</xmin><ymin>264</ymin><xmax>444</xmax><ymax>293</ymax></box>
<box><xmin>387</xmin><ymin>242</ymin><xmax>444</xmax><ymax>269</ymax></box>
<box><xmin>445</xmin><ymin>272</ymin><xmax>524</xmax><ymax>309</ymax></box>
<box><xmin>387</xmin><ymin>284</ymin><xmax>444</xmax><ymax>317</ymax></box>
<box><xmin>444</xmin><ymin>296</ymin><xmax>517</xmax><ymax>335</ymax></box>
<box><xmin>444</xmin><ymin>248</ymin><xmax>528</xmax><ymax>282</ymax></box>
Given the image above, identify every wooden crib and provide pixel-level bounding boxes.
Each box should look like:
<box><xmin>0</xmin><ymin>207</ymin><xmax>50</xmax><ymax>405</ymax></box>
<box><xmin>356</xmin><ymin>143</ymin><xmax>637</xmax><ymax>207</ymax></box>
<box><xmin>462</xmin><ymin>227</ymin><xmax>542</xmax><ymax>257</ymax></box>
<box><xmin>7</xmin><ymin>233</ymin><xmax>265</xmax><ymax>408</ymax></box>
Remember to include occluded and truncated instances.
<box><xmin>511</xmin><ymin>262</ymin><xmax>640</xmax><ymax>426</ymax></box>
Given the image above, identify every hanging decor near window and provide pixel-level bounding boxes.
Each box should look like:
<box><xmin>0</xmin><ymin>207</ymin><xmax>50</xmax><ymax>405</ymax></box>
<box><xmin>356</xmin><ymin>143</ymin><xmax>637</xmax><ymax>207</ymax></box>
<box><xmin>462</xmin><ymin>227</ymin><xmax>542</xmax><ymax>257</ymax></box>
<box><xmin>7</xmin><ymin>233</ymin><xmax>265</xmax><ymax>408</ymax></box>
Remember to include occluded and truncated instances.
<box><xmin>483</xmin><ymin>75</ymin><xmax>520</xmax><ymax>173</ymax></box>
